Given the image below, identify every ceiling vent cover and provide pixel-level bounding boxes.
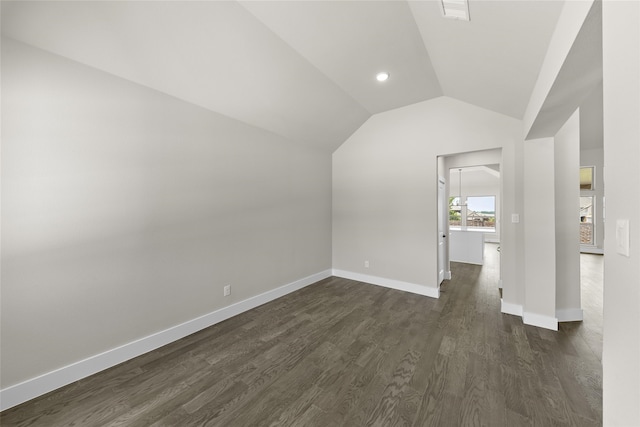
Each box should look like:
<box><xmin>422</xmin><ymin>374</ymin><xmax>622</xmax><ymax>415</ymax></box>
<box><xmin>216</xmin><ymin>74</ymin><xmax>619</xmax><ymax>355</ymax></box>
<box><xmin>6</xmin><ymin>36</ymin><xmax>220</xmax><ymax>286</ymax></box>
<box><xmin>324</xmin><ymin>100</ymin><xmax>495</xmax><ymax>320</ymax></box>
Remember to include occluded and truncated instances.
<box><xmin>440</xmin><ymin>0</ymin><xmax>470</xmax><ymax>21</ymax></box>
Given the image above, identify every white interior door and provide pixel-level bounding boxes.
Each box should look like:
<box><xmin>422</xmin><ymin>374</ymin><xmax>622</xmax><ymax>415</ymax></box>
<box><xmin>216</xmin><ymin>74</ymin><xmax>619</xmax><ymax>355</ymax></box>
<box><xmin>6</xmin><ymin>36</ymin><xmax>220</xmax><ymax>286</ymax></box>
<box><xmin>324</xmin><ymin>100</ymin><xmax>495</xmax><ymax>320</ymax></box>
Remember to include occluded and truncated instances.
<box><xmin>438</xmin><ymin>177</ymin><xmax>447</xmax><ymax>285</ymax></box>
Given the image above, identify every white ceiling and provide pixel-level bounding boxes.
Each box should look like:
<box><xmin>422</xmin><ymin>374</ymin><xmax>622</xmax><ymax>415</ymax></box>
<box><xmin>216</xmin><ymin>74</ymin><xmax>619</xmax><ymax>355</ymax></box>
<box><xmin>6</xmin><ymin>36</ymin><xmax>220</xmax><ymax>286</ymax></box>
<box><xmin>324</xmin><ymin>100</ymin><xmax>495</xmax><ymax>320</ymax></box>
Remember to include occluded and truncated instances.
<box><xmin>525</xmin><ymin>0</ymin><xmax>603</xmax><ymax>141</ymax></box>
<box><xmin>1</xmin><ymin>1</ymin><xmax>565</xmax><ymax>152</ymax></box>
<box><xmin>449</xmin><ymin>165</ymin><xmax>500</xmax><ymax>192</ymax></box>
<box><xmin>409</xmin><ymin>0</ymin><xmax>564</xmax><ymax>119</ymax></box>
<box><xmin>238</xmin><ymin>0</ymin><xmax>443</xmax><ymax>114</ymax></box>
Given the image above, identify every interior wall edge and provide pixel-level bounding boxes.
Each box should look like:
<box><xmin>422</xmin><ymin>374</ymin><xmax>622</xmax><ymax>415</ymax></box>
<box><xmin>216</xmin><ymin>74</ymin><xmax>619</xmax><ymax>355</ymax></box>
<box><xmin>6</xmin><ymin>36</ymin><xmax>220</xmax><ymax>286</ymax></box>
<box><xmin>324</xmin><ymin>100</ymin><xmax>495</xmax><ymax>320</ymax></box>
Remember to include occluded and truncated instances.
<box><xmin>0</xmin><ymin>269</ymin><xmax>333</xmax><ymax>412</ymax></box>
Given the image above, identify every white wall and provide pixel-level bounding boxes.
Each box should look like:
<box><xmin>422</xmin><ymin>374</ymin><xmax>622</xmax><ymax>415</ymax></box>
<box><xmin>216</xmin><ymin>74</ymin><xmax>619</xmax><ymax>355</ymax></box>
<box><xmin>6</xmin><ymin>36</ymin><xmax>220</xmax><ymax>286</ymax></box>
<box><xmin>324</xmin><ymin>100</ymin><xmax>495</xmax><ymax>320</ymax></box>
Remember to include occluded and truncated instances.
<box><xmin>602</xmin><ymin>0</ymin><xmax>640</xmax><ymax>424</ymax></box>
<box><xmin>1</xmin><ymin>39</ymin><xmax>332</xmax><ymax>391</ymax></box>
<box><xmin>513</xmin><ymin>0</ymin><xmax>602</xmax><ymax>331</ymax></box>
<box><xmin>522</xmin><ymin>137</ymin><xmax>558</xmax><ymax>330</ymax></box>
<box><xmin>554</xmin><ymin>110</ymin><xmax>582</xmax><ymax>321</ymax></box>
<box><xmin>580</xmin><ymin>82</ymin><xmax>604</xmax><ymax>152</ymax></box>
<box><xmin>332</xmin><ymin>96</ymin><xmax>521</xmax><ymax>294</ymax></box>
<box><xmin>500</xmin><ymin>129</ymin><xmax>525</xmax><ymax>314</ymax></box>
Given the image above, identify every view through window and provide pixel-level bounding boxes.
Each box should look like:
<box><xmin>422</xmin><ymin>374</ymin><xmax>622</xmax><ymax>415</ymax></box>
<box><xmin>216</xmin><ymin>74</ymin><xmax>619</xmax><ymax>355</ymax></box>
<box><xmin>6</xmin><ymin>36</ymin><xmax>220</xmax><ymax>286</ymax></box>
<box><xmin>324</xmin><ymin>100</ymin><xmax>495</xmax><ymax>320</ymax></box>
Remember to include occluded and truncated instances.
<box><xmin>467</xmin><ymin>196</ymin><xmax>496</xmax><ymax>231</ymax></box>
<box><xmin>449</xmin><ymin>196</ymin><xmax>496</xmax><ymax>232</ymax></box>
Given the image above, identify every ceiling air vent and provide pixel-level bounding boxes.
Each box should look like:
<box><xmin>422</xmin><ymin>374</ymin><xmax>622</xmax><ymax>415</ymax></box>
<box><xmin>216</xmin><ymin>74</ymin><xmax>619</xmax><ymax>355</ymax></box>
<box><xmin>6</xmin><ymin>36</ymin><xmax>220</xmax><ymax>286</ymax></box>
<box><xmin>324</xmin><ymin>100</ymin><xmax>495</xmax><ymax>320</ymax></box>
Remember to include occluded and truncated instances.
<box><xmin>440</xmin><ymin>0</ymin><xmax>470</xmax><ymax>21</ymax></box>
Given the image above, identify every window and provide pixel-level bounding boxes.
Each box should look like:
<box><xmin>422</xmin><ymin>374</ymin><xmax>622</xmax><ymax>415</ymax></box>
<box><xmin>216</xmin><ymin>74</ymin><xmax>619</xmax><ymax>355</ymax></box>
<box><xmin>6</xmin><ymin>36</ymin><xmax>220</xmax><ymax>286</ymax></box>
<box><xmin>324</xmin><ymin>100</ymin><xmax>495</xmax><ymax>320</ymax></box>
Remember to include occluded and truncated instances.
<box><xmin>466</xmin><ymin>196</ymin><xmax>496</xmax><ymax>231</ymax></box>
<box><xmin>449</xmin><ymin>195</ymin><xmax>496</xmax><ymax>231</ymax></box>
<box><xmin>449</xmin><ymin>196</ymin><xmax>462</xmax><ymax>228</ymax></box>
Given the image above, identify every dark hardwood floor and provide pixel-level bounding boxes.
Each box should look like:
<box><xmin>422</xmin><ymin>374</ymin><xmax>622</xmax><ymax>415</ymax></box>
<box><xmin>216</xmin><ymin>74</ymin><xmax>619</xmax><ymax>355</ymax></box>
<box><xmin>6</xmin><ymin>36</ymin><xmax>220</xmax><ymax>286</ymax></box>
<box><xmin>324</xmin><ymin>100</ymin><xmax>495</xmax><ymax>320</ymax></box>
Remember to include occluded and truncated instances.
<box><xmin>1</xmin><ymin>245</ymin><xmax>603</xmax><ymax>426</ymax></box>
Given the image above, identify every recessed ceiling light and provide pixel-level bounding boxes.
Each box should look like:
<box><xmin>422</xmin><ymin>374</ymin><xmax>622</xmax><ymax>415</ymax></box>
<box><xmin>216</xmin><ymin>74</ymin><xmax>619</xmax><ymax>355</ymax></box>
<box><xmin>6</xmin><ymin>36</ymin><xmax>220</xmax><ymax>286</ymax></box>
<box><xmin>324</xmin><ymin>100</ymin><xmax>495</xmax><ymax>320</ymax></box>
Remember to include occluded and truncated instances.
<box><xmin>376</xmin><ymin>72</ymin><xmax>390</xmax><ymax>82</ymax></box>
<box><xmin>440</xmin><ymin>0</ymin><xmax>470</xmax><ymax>21</ymax></box>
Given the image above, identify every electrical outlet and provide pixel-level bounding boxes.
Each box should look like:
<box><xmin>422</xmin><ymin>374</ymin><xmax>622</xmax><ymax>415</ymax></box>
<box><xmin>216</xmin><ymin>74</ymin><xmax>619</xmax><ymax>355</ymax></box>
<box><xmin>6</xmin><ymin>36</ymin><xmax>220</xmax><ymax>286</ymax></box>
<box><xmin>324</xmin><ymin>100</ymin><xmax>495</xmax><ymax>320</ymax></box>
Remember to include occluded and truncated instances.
<box><xmin>364</xmin><ymin>260</ymin><xmax>369</xmax><ymax>268</ymax></box>
<box><xmin>224</xmin><ymin>285</ymin><xmax>231</xmax><ymax>296</ymax></box>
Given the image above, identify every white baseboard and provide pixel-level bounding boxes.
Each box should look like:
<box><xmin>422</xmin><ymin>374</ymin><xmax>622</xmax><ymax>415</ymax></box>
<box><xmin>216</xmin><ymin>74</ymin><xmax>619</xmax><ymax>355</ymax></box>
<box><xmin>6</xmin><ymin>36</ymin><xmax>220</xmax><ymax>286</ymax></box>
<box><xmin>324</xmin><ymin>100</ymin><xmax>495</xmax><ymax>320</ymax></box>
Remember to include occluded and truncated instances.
<box><xmin>332</xmin><ymin>269</ymin><xmax>439</xmax><ymax>299</ymax></box>
<box><xmin>445</xmin><ymin>271</ymin><xmax>452</xmax><ymax>280</ymax></box>
<box><xmin>502</xmin><ymin>302</ymin><xmax>562</xmax><ymax>331</ymax></box>
<box><xmin>498</xmin><ymin>279</ymin><xmax>503</xmax><ymax>289</ymax></box>
<box><xmin>556</xmin><ymin>308</ymin><xmax>584</xmax><ymax>322</ymax></box>
<box><xmin>0</xmin><ymin>269</ymin><xmax>332</xmax><ymax>411</ymax></box>
<box><xmin>501</xmin><ymin>300</ymin><xmax>523</xmax><ymax>317</ymax></box>
<box><xmin>523</xmin><ymin>311</ymin><xmax>558</xmax><ymax>331</ymax></box>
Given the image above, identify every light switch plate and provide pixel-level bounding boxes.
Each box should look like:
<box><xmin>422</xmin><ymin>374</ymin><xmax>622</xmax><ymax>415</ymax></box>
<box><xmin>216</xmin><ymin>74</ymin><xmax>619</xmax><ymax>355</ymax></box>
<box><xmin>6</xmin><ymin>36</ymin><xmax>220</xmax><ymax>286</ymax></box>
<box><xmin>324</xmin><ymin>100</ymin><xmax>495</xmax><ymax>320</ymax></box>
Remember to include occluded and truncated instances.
<box><xmin>511</xmin><ymin>213</ymin><xmax>520</xmax><ymax>223</ymax></box>
<box><xmin>616</xmin><ymin>219</ymin><xmax>630</xmax><ymax>257</ymax></box>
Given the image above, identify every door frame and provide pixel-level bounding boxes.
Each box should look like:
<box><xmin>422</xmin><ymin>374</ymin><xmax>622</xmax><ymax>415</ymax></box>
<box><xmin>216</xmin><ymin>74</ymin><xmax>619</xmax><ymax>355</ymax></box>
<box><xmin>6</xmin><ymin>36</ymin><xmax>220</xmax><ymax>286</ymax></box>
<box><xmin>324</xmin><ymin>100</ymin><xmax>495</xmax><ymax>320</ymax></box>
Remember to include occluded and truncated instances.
<box><xmin>437</xmin><ymin>176</ymin><xmax>449</xmax><ymax>286</ymax></box>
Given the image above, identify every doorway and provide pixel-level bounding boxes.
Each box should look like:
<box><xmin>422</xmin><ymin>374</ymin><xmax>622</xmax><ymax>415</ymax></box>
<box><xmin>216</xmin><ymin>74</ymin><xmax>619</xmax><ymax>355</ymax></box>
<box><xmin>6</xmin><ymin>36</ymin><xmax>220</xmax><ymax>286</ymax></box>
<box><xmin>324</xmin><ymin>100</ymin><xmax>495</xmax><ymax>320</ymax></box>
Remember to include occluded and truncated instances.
<box><xmin>438</xmin><ymin>177</ymin><xmax>447</xmax><ymax>286</ymax></box>
<box><xmin>437</xmin><ymin>148</ymin><xmax>502</xmax><ymax>286</ymax></box>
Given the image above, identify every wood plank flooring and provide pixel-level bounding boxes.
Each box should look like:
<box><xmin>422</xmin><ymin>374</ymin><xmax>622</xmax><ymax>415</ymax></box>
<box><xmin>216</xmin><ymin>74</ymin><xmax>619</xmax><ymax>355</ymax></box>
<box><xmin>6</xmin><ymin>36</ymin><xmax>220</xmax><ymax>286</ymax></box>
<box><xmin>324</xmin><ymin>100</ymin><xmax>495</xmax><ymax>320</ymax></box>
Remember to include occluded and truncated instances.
<box><xmin>1</xmin><ymin>244</ymin><xmax>603</xmax><ymax>426</ymax></box>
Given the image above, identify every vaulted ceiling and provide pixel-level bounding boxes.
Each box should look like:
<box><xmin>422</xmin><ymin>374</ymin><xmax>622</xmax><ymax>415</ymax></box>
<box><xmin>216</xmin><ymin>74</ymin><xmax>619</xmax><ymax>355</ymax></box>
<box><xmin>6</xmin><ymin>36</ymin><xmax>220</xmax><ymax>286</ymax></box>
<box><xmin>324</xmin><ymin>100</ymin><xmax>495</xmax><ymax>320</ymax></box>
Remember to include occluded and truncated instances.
<box><xmin>1</xmin><ymin>1</ymin><xmax>564</xmax><ymax>151</ymax></box>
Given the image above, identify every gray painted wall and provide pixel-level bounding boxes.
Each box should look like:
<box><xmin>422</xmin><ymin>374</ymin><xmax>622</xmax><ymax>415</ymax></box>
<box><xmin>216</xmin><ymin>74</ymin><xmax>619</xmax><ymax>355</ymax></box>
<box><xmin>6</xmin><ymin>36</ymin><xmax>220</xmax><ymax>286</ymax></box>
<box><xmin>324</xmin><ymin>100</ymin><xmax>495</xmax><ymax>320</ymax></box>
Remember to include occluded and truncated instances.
<box><xmin>554</xmin><ymin>110</ymin><xmax>581</xmax><ymax>318</ymax></box>
<box><xmin>1</xmin><ymin>39</ymin><xmax>332</xmax><ymax>388</ymax></box>
<box><xmin>523</xmin><ymin>138</ymin><xmax>557</xmax><ymax>326</ymax></box>
<box><xmin>602</xmin><ymin>1</ymin><xmax>640</xmax><ymax>424</ymax></box>
<box><xmin>332</xmin><ymin>96</ymin><xmax>521</xmax><ymax>292</ymax></box>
